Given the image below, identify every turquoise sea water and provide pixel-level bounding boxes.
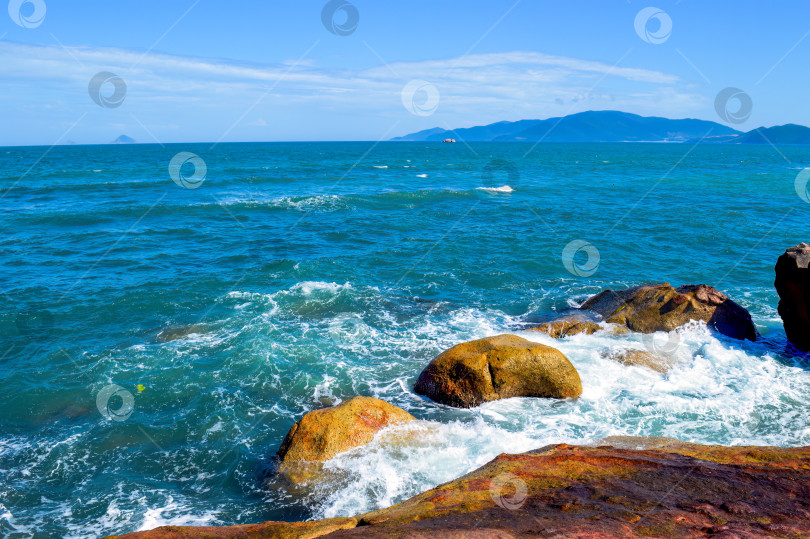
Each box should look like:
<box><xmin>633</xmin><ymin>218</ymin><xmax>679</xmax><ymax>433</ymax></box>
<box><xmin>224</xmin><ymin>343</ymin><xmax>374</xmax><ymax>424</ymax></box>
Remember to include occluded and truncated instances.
<box><xmin>1</xmin><ymin>142</ymin><xmax>809</xmax><ymax>537</ymax></box>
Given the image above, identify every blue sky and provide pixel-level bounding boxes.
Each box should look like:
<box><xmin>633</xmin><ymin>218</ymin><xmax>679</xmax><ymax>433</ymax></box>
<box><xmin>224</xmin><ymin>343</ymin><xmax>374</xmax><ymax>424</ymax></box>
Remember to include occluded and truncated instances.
<box><xmin>1</xmin><ymin>0</ymin><xmax>808</xmax><ymax>145</ymax></box>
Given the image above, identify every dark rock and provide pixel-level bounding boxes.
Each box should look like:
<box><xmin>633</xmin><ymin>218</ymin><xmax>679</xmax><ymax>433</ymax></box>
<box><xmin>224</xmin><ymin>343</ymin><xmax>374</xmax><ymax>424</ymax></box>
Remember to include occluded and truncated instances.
<box><xmin>581</xmin><ymin>283</ymin><xmax>757</xmax><ymax>341</ymax></box>
<box><xmin>775</xmin><ymin>243</ymin><xmax>810</xmax><ymax>351</ymax></box>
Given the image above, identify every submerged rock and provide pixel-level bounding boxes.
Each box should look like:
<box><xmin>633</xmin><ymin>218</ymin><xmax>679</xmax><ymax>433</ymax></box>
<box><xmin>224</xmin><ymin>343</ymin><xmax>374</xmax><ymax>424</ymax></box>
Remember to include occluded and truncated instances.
<box><xmin>775</xmin><ymin>242</ymin><xmax>810</xmax><ymax>351</ymax></box>
<box><xmin>603</xmin><ymin>348</ymin><xmax>673</xmax><ymax>373</ymax></box>
<box><xmin>110</xmin><ymin>439</ymin><xmax>810</xmax><ymax>539</ymax></box>
<box><xmin>276</xmin><ymin>396</ymin><xmax>415</xmax><ymax>485</ymax></box>
<box><xmin>156</xmin><ymin>323</ymin><xmax>209</xmax><ymax>342</ymax></box>
<box><xmin>413</xmin><ymin>334</ymin><xmax>582</xmax><ymax>408</ymax></box>
<box><xmin>528</xmin><ymin>316</ymin><xmax>603</xmax><ymax>338</ymax></box>
<box><xmin>581</xmin><ymin>283</ymin><xmax>757</xmax><ymax>341</ymax></box>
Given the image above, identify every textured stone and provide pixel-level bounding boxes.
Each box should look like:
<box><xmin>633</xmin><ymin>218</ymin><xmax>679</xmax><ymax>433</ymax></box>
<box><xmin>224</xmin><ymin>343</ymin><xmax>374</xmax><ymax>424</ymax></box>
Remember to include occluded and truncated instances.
<box><xmin>529</xmin><ymin>317</ymin><xmax>603</xmax><ymax>338</ymax></box>
<box><xmin>581</xmin><ymin>283</ymin><xmax>757</xmax><ymax>340</ymax></box>
<box><xmin>775</xmin><ymin>242</ymin><xmax>810</xmax><ymax>350</ymax></box>
<box><xmin>413</xmin><ymin>334</ymin><xmax>582</xmax><ymax>408</ymax></box>
<box><xmin>110</xmin><ymin>440</ymin><xmax>810</xmax><ymax>538</ymax></box>
<box><xmin>276</xmin><ymin>397</ymin><xmax>415</xmax><ymax>484</ymax></box>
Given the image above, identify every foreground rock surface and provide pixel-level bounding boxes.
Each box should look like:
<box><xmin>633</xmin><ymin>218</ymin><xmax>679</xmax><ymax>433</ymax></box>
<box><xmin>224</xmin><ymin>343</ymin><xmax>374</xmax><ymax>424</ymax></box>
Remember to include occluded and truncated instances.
<box><xmin>775</xmin><ymin>242</ymin><xmax>810</xmax><ymax>351</ymax></box>
<box><xmin>413</xmin><ymin>334</ymin><xmax>582</xmax><ymax>408</ymax></box>
<box><xmin>276</xmin><ymin>396</ymin><xmax>415</xmax><ymax>484</ymax></box>
<box><xmin>581</xmin><ymin>283</ymin><xmax>757</xmax><ymax>341</ymax></box>
<box><xmin>108</xmin><ymin>439</ymin><xmax>810</xmax><ymax>539</ymax></box>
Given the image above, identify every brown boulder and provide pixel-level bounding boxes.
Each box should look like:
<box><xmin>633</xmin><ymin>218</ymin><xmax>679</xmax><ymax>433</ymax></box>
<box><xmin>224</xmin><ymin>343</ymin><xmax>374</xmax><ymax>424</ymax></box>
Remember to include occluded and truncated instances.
<box><xmin>276</xmin><ymin>396</ymin><xmax>415</xmax><ymax>484</ymax></box>
<box><xmin>581</xmin><ymin>283</ymin><xmax>757</xmax><ymax>341</ymax></box>
<box><xmin>775</xmin><ymin>242</ymin><xmax>810</xmax><ymax>351</ymax></box>
<box><xmin>413</xmin><ymin>334</ymin><xmax>582</xmax><ymax>408</ymax></box>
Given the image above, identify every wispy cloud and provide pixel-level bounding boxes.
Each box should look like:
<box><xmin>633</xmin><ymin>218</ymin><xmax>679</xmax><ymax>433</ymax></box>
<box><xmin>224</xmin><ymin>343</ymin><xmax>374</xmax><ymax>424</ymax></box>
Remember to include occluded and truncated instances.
<box><xmin>0</xmin><ymin>41</ymin><xmax>704</xmax><ymax>144</ymax></box>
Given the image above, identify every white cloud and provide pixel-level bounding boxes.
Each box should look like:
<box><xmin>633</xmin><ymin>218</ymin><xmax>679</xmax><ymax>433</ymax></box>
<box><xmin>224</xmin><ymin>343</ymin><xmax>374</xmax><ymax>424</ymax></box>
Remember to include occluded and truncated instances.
<box><xmin>0</xmin><ymin>41</ymin><xmax>704</xmax><ymax>144</ymax></box>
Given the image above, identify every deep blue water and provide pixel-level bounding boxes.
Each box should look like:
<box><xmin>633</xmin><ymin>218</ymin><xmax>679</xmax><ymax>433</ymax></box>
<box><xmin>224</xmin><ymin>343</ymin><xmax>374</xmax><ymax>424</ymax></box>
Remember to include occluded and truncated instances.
<box><xmin>1</xmin><ymin>142</ymin><xmax>809</xmax><ymax>537</ymax></box>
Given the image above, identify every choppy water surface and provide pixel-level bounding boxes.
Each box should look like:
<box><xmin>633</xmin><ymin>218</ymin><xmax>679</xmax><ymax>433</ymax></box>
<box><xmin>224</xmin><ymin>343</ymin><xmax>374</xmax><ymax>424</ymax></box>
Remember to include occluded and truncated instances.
<box><xmin>1</xmin><ymin>142</ymin><xmax>809</xmax><ymax>537</ymax></box>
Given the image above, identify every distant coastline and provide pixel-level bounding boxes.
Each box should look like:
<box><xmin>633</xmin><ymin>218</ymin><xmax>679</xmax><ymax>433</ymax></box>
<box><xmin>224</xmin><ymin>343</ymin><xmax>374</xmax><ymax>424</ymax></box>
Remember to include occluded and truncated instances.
<box><xmin>391</xmin><ymin>110</ymin><xmax>810</xmax><ymax>145</ymax></box>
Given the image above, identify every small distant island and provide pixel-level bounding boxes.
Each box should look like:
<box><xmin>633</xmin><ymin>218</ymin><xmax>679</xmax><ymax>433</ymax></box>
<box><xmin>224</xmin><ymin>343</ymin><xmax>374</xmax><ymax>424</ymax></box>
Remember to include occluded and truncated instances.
<box><xmin>392</xmin><ymin>110</ymin><xmax>810</xmax><ymax>144</ymax></box>
<box><xmin>111</xmin><ymin>134</ymin><xmax>137</xmax><ymax>144</ymax></box>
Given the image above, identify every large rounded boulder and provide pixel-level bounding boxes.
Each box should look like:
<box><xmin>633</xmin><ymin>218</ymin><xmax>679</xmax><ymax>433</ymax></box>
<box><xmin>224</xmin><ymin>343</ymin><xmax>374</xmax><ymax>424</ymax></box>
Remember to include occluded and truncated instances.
<box><xmin>775</xmin><ymin>243</ymin><xmax>810</xmax><ymax>351</ymax></box>
<box><xmin>580</xmin><ymin>283</ymin><xmax>757</xmax><ymax>341</ymax></box>
<box><xmin>414</xmin><ymin>334</ymin><xmax>582</xmax><ymax>408</ymax></box>
<box><xmin>276</xmin><ymin>396</ymin><xmax>415</xmax><ymax>484</ymax></box>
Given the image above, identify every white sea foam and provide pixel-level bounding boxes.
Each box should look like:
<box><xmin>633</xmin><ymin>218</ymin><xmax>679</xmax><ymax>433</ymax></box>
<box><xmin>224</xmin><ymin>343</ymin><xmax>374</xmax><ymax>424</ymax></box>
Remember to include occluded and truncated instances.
<box><xmin>301</xmin><ymin>319</ymin><xmax>810</xmax><ymax>519</ymax></box>
<box><xmin>416</xmin><ymin>174</ymin><xmax>428</xmax><ymax>178</ymax></box>
<box><xmin>476</xmin><ymin>185</ymin><xmax>514</xmax><ymax>193</ymax></box>
<box><xmin>137</xmin><ymin>498</ymin><xmax>220</xmax><ymax>531</ymax></box>
<box><xmin>20</xmin><ymin>279</ymin><xmax>805</xmax><ymax>534</ymax></box>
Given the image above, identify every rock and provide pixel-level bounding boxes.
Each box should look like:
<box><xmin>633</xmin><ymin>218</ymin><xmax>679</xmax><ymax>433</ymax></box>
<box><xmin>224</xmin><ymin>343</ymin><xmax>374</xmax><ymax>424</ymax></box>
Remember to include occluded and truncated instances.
<box><xmin>102</xmin><ymin>517</ymin><xmax>357</xmax><ymax>539</ymax></box>
<box><xmin>156</xmin><ymin>323</ymin><xmax>209</xmax><ymax>342</ymax></box>
<box><xmin>413</xmin><ymin>334</ymin><xmax>582</xmax><ymax>408</ymax></box>
<box><xmin>276</xmin><ymin>396</ymin><xmax>415</xmax><ymax>484</ymax></box>
<box><xmin>110</xmin><ymin>440</ymin><xmax>810</xmax><ymax>538</ymax></box>
<box><xmin>528</xmin><ymin>317</ymin><xmax>603</xmax><ymax>338</ymax></box>
<box><xmin>603</xmin><ymin>348</ymin><xmax>672</xmax><ymax>373</ymax></box>
<box><xmin>775</xmin><ymin>242</ymin><xmax>810</xmax><ymax>351</ymax></box>
<box><xmin>581</xmin><ymin>283</ymin><xmax>757</xmax><ymax>341</ymax></box>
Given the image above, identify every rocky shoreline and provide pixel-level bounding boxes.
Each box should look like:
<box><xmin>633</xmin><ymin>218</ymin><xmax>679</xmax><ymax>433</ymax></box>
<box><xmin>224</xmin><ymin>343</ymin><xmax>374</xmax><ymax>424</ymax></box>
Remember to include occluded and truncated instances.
<box><xmin>103</xmin><ymin>244</ymin><xmax>810</xmax><ymax>538</ymax></box>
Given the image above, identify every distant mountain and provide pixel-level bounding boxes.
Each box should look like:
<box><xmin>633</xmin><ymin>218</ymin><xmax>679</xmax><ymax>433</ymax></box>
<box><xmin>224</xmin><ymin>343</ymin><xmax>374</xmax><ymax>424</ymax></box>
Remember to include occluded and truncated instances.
<box><xmin>391</xmin><ymin>111</ymin><xmax>742</xmax><ymax>143</ymax></box>
<box><xmin>728</xmin><ymin>124</ymin><xmax>810</xmax><ymax>145</ymax></box>
<box><xmin>112</xmin><ymin>134</ymin><xmax>136</xmax><ymax>144</ymax></box>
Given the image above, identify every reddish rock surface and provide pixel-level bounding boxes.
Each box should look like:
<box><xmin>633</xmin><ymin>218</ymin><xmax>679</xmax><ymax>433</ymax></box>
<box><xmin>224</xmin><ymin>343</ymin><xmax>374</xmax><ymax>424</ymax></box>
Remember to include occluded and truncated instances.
<box><xmin>106</xmin><ymin>439</ymin><xmax>810</xmax><ymax>539</ymax></box>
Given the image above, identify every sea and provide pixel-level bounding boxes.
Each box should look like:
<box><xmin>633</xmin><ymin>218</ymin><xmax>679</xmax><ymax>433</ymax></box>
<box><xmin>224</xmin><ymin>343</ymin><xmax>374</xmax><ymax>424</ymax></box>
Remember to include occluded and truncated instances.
<box><xmin>1</xmin><ymin>141</ymin><xmax>809</xmax><ymax>538</ymax></box>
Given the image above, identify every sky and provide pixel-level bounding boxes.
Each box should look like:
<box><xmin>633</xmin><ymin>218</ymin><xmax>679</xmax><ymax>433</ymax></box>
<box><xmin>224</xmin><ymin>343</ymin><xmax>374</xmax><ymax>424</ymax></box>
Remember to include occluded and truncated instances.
<box><xmin>0</xmin><ymin>0</ymin><xmax>808</xmax><ymax>145</ymax></box>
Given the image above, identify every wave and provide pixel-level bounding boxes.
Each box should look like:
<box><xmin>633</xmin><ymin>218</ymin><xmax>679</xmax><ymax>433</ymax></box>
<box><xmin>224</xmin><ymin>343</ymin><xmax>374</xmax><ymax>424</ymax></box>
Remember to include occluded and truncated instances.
<box><xmin>3</xmin><ymin>277</ymin><xmax>808</xmax><ymax>535</ymax></box>
<box><xmin>301</xmin><ymin>320</ymin><xmax>810</xmax><ymax>519</ymax></box>
<box><xmin>476</xmin><ymin>185</ymin><xmax>514</xmax><ymax>193</ymax></box>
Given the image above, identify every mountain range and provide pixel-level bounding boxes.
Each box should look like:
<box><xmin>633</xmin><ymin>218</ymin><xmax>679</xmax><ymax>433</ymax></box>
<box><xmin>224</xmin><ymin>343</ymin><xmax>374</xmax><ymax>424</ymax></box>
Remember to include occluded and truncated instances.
<box><xmin>391</xmin><ymin>111</ymin><xmax>810</xmax><ymax>144</ymax></box>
